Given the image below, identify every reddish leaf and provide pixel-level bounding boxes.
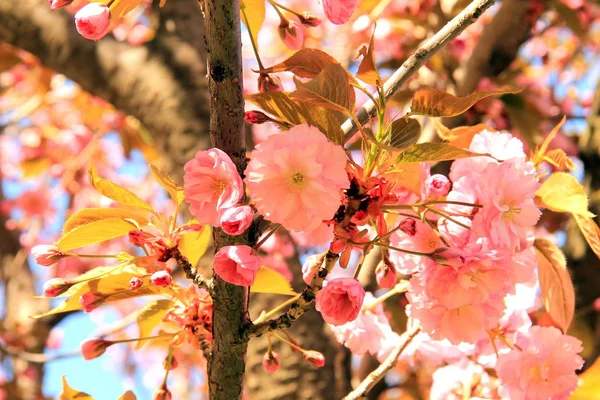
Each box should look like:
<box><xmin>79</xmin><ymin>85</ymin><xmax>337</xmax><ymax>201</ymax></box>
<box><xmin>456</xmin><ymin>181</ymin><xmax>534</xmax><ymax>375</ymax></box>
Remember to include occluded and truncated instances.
<box><xmin>291</xmin><ymin>64</ymin><xmax>356</xmax><ymax>114</ymax></box>
<box><xmin>255</xmin><ymin>49</ymin><xmax>340</xmax><ymax>79</ymax></box>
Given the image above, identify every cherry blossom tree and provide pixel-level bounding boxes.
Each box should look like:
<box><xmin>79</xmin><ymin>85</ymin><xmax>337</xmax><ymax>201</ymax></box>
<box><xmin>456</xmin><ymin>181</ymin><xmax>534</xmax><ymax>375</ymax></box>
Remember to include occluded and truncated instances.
<box><xmin>1</xmin><ymin>0</ymin><xmax>600</xmax><ymax>399</ymax></box>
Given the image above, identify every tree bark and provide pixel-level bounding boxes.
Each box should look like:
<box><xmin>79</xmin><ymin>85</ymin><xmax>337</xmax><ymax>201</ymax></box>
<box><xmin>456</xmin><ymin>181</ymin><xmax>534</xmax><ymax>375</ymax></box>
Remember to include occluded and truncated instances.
<box><xmin>202</xmin><ymin>1</ymin><xmax>250</xmax><ymax>399</ymax></box>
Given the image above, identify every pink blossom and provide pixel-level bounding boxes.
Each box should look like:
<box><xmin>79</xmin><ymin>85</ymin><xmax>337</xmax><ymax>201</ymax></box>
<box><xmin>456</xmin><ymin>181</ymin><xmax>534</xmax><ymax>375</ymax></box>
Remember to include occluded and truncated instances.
<box><xmin>430</xmin><ymin>359</ymin><xmax>498</xmax><ymax>400</ymax></box>
<box><xmin>79</xmin><ymin>291</ymin><xmax>104</xmax><ymax>313</ymax></box>
<box><xmin>245</xmin><ymin>124</ymin><xmax>349</xmax><ymax>232</ymax></box>
<box><xmin>48</xmin><ymin>0</ymin><xmax>72</xmax><ymax>9</ymax></box>
<box><xmin>74</xmin><ymin>3</ymin><xmax>111</xmax><ymax>41</ymax></box>
<box><xmin>323</xmin><ymin>0</ymin><xmax>359</xmax><ymax>25</ymax></box>
<box><xmin>184</xmin><ymin>148</ymin><xmax>244</xmax><ymax>226</ymax></box>
<box><xmin>278</xmin><ymin>20</ymin><xmax>304</xmax><ymax>50</ymax></box>
<box><xmin>303</xmin><ymin>350</ymin><xmax>325</xmax><ymax>367</ymax></box>
<box><xmin>42</xmin><ymin>278</ymin><xmax>71</xmax><ymax>297</ymax></box>
<box><xmin>262</xmin><ymin>351</ymin><xmax>281</xmax><ymax>373</ymax></box>
<box><xmin>316</xmin><ymin>278</ymin><xmax>365</xmax><ymax>326</ymax></box>
<box><xmin>258</xmin><ymin>232</ymin><xmax>294</xmax><ymax>257</ymax></box>
<box><xmin>389</xmin><ymin>219</ymin><xmax>441</xmax><ymax>275</ymax></box>
<box><xmin>375</xmin><ymin>259</ymin><xmax>397</xmax><ymax>289</ymax></box>
<box><xmin>473</xmin><ymin>160</ymin><xmax>541</xmax><ymax>252</ymax></box>
<box><xmin>129</xmin><ymin>276</ymin><xmax>143</xmax><ymax>290</ymax></box>
<box><xmin>330</xmin><ymin>293</ymin><xmax>397</xmax><ymax>356</ymax></box>
<box><xmin>81</xmin><ymin>338</ymin><xmax>112</xmax><ymax>360</ymax></box>
<box><xmin>496</xmin><ymin>326</ymin><xmax>584</xmax><ymax>400</ymax></box>
<box><xmin>220</xmin><ymin>205</ymin><xmax>254</xmax><ymax>236</ymax></box>
<box><xmin>151</xmin><ymin>271</ymin><xmax>172</xmax><ymax>287</ymax></box>
<box><xmin>213</xmin><ymin>245</ymin><xmax>260</xmax><ymax>286</ymax></box>
<box><xmin>31</xmin><ymin>245</ymin><xmax>64</xmax><ymax>266</ymax></box>
<box><xmin>426</xmin><ymin>174</ymin><xmax>451</xmax><ymax>197</ymax></box>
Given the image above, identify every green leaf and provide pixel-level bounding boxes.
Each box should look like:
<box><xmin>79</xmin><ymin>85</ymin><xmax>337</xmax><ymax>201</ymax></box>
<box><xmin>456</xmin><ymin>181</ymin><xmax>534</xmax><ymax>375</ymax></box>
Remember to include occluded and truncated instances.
<box><xmin>251</xmin><ymin>266</ymin><xmax>297</xmax><ymax>296</ymax></box>
<box><xmin>536</xmin><ymin>172</ymin><xmax>595</xmax><ymax>218</ymax></box>
<box><xmin>411</xmin><ymin>86</ymin><xmax>521</xmax><ymax>117</ymax></box>
<box><xmin>255</xmin><ymin>49</ymin><xmax>340</xmax><ymax>79</ymax></box>
<box><xmin>395</xmin><ymin>142</ymin><xmax>494</xmax><ymax>164</ymax></box>
<box><xmin>534</xmin><ymin>238</ymin><xmax>575</xmax><ymax>333</ymax></box>
<box><xmin>178</xmin><ymin>223</ymin><xmax>212</xmax><ymax>267</ymax></box>
<box><xmin>88</xmin><ymin>163</ymin><xmax>153</xmax><ymax>212</ymax></box>
<box><xmin>63</xmin><ymin>208</ymin><xmax>148</xmax><ymax>236</ymax></box>
<box><xmin>136</xmin><ymin>299</ymin><xmax>173</xmax><ymax>349</ymax></box>
<box><xmin>60</xmin><ymin>376</ymin><xmax>94</xmax><ymax>400</ymax></box>
<box><xmin>246</xmin><ymin>91</ymin><xmax>346</xmax><ymax>144</ymax></box>
<box><xmin>291</xmin><ymin>64</ymin><xmax>356</xmax><ymax>114</ymax></box>
<box><xmin>55</xmin><ymin>218</ymin><xmax>139</xmax><ymax>252</ymax></box>
<box><xmin>241</xmin><ymin>0</ymin><xmax>266</xmax><ymax>45</ymax></box>
<box><xmin>384</xmin><ymin>117</ymin><xmax>421</xmax><ymax>150</ymax></box>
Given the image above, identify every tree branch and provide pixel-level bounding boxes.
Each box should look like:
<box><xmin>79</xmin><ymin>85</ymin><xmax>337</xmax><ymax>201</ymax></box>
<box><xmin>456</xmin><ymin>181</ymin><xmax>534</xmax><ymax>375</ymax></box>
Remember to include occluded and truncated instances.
<box><xmin>342</xmin><ymin>0</ymin><xmax>497</xmax><ymax>140</ymax></box>
<box><xmin>342</xmin><ymin>324</ymin><xmax>420</xmax><ymax>400</ymax></box>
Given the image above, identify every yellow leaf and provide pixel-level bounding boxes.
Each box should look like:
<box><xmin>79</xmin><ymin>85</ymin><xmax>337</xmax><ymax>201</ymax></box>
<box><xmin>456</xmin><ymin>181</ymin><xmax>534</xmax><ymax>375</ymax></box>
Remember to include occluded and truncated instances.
<box><xmin>118</xmin><ymin>391</ymin><xmax>137</xmax><ymax>400</ymax></box>
<box><xmin>21</xmin><ymin>158</ymin><xmax>52</xmax><ymax>178</ymax></box>
<box><xmin>251</xmin><ymin>266</ymin><xmax>297</xmax><ymax>296</ymax></box>
<box><xmin>136</xmin><ymin>299</ymin><xmax>173</xmax><ymax>349</ymax></box>
<box><xmin>384</xmin><ymin>118</ymin><xmax>421</xmax><ymax>151</ymax></box>
<box><xmin>63</xmin><ymin>208</ymin><xmax>148</xmax><ymax>236</ymax></box>
<box><xmin>246</xmin><ymin>91</ymin><xmax>346</xmax><ymax>144</ymax></box>
<box><xmin>533</xmin><ymin>116</ymin><xmax>566</xmax><ymax>165</ymax></box>
<box><xmin>60</xmin><ymin>376</ymin><xmax>94</xmax><ymax>400</ymax></box>
<box><xmin>574</xmin><ymin>214</ymin><xmax>600</xmax><ymax>261</ymax></box>
<box><xmin>571</xmin><ymin>357</ymin><xmax>600</xmax><ymax>399</ymax></box>
<box><xmin>96</xmin><ymin>0</ymin><xmax>143</xmax><ymax>18</ymax></box>
<box><xmin>255</xmin><ymin>49</ymin><xmax>340</xmax><ymax>79</ymax></box>
<box><xmin>32</xmin><ymin>266</ymin><xmax>162</xmax><ymax>318</ymax></box>
<box><xmin>149</xmin><ymin>164</ymin><xmax>182</xmax><ymax>205</ymax></box>
<box><xmin>291</xmin><ymin>64</ymin><xmax>356</xmax><ymax>114</ymax></box>
<box><xmin>355</xmin><ymin>27</ymin><xmax>381</xmax><ymax>86</ymax></box>
<box><xmin>241</xmin><ymin>0</ymin><xmax>265</xmax><ymax>45</ymax></box>
<box><xmin>433</xmin><ymin>122</ymin><xmax>492</xmax><ymax>149</ymax></box>
<box><xmin>534</xmin><ymin>238</ymin><xmax>575</xmax><ymax>333</ymax></box>
<box><xmin>543</xmin><ymin>149</ymin><xmax>576</xmax><ymax>171</ymax></box>
<box><xmin>178</xmin><ymin>224</ymin><xmax>212</xmax><ymax>267</ymax></box>
<box><xmin>395</xmin><ymin>142</ymin><xmax>494</xmax><ymax>164</ymax></box>
<box><xmin>410</xmin><ymin>86</ymin><xmax>521</xmax><ymax>117</ymax></box>
<box><xmin>536</xmin><ymin>172</ymin><xmax>595</xmax><ymax>218</ymax></box>
<box><xmin>88</xmin><ymin>163</ymin><xmax>153</xmax><ymax>212</ymax></box>
<box><xmin>55</xmin><ymin>218</ymin><xmax>138</xmax><ymax>252</ymax></box>
<box><xmin>60</xmin><ymin>266</ymin><xmax>126</xmax><ymax>298</ymax></box>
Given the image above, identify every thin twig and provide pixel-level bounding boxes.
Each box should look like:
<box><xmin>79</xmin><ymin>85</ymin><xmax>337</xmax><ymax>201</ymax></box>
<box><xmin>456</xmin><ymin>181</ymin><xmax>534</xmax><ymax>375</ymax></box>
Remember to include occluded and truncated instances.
<box><xmin>171</xmin><ymin>247</ymin><xmax>213</xmax><ymax>293</ymax></box>
<box><xmin>342</xmin><ymin>0</ymin><xmax>497</xmax><ymax>140</ymax></box>
<box><xmin>0</xmin><ymin>342</ymin><xmax>80</xmax><ymax>364</ymax></box>
<box><xmin>342</xmin><ymin>324</ymin><xmax>421</xmax><ymax>400</ymax></box>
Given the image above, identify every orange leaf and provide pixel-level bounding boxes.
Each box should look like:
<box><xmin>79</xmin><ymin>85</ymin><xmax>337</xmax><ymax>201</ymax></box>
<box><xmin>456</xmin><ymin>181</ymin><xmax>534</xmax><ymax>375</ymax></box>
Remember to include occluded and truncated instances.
<box><xmin>574</xmin><ymin>214</ymin><xmax>600</xmax><ymax>261</ymax></box>
<box><xmin>534</xmin><ymin>238</ymin><xmax>575</xmax><ymax>333</ymax></box>
<box><xmin>384</xmin><ymin>118</ymin><xmax>421</xmax><ymax>150</ymax></box>
<box><xmin>355</xmin><ymin>28</ymin><xmax>381</xmax><ymax>86</ymax></box>
<box><xmin>411</xmin><ymin>86</ymin><xmax>521</xmax><ymax>117</ymax></box>
<box><xmin>255</xmin><ymin>49</ymin><xmax>340</xmax><ymax>79</ymax></box>
<box><xmin>291</xmin><ymin>64</ymin><xmax>356</xmax><ymax>114</ymax></box>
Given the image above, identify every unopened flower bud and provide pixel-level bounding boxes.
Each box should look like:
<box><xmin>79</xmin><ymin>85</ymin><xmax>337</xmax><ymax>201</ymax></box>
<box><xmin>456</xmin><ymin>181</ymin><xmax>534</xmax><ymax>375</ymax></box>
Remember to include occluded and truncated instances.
<box><xmin>375</xmin><ymin>258</ymin><xmax>397</xmax><ymax>289</ymax></box>
<box><xmin>163</xmin><ymin>355</ymin><xmax>178</xmax><ymax>370</ymax></box>
<box><xmin>278</xmin><ymin>19</ymin><xmax>304</xmax><ymax>50</ymax></box>
<box><xmin>262</xmin><ymin>351</ymin><xmax>281</xmax><ymax>373</ymax></box>
<box><xmin>299</xmin><ymin>12</ymin><xmax>322</xmax><ymax>27</ymax></box>
<box><xmin>32</xmin><ymin>245</ymin><xmax>64</xmax><ymax>266</ymax></box>
<box><xmin>79</xmin><ymin>291</ymin><xmax>104</xmax><ymax>313</ymax></box>
<box><xmin>593</xmin><ymin>297</ymin><xmax>600</xmax><ymax>312</ymax></box>
<box><xmin>220</xmin><ymin>205</ymin><xmax>254</xmax><ymax>236</ymax></box>
<box><xmin>154</xmin><ymin>385</ymin><xmax>172</xmax><ymax>400</ymax></box>
<box><xmin>303</xmin><ymin>350</ymin><xmax>325</xmax><ymax>368</ymax></box>
<box><xmin>165</xmin><ymin>258</ymin><xmax>177</xmax><ymax>273</ymax></box>
<box><xmin>244</xmin><ymin>111</ymin><xmax>270</xmax><ymax>124</ymax></box>
<box><xmin>258</xmin><ymin>73</ymin><xmax>282</xmax><ymax>93</ymax></box>
<box><xmin>42</xmin><ymin>278</ymin><xmax>72</xmax><ymax>297</ymax></box>
<box><xmin>302</xmin><ymin>254</ymin><xmax>322</xmax><ymax>285</ymax></box>
<box><xmin>399</xmin><ymin>218</ymin><xmax>417</xmax><ymax>236</ymax></box>
<box><xmin>151</xmin><ymin>270</ymin><xmax>172</xmax><ymax>287</ymax></box>
<box><xmin>80</xmin><ymin>338</ymin><xmax>112</xmax><ymax>360</ymax></box>
<box><xmin>48</xmin><ymin>0</ymin><xmax>73</xmax><ymax>10</ymax></box>
<box><xmin>74</xmin><ymin>3</ymin><xmax>111</xmax><ymax>41</ymax></box>
<box><xmin>129</xmin><ymin>276</ymin><xmax>143</xmax><ymax>290</ymax></box>
<box><xmin>427</xmin><ymin>174</ymin><xmax>451</xmax><ymax>197</ymax></box>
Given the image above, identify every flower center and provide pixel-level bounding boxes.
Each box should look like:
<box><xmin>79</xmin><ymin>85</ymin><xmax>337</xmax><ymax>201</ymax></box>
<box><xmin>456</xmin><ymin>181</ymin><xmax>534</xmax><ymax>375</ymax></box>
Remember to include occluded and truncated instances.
<box><xmin>291</xmin><ymin>172</ymin><xmax>305</xmax><ymax>185</ymax></box>
<box><xmin>212</xmin><ymin>179</ymin><xmax>227</xmax><ymax>195</ymax></box>
<box><xmin>502</xmin><ymin>203</ymin><xmax>521</xmax><ymax>222</ymax></box>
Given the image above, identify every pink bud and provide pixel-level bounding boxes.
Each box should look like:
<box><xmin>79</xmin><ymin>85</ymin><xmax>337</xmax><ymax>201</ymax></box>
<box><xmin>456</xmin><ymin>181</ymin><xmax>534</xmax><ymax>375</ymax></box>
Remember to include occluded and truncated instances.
<box><xmin>257</xmin><ymin>73</ymin><xmax>282</xmax><ymax>93</ymax></box>
<box><xmin>79</xmin><ymin>291</ymin><xmax>104</xmax><ymax>313</ymax></box>
<box><xmin>262</xmin><ymin>351</ymin><xmax>281</xmax><ymax>373</ymax></box>
<box><xmin>80</xmin><ymin>338</ymin><xmax>112</xmax><ymax>360</ymax></box>
<box><xmin>220</xmin><ymin>205</ymin><xmax>254</xmax><ymax>236</ymax></box>
<box><xmin>398</xmin><ymin>218</ymin><xmax>417</xmax><ymax>236</ymax></box>
<box><xmin>42</xmin><ymin>278</ymin><xmax>71</xmax><ymax>297</ymax></box>
<box><xmin>128</xmin><ymin>230</ymin><xmax>149</xmax><ymax>247</ymax></box>
<box><xmin>151</xmin><ymin>270</ymin><xmax>172</xmax><ymax>287</ymax></box>
<box><xmin>375</xmin><ymin>259</ymin><xmax>397</xmax><ymax>289</ymax></box>
<box><xmin>213</xmin><ymin>245</ymin><xmax>261</xmax><ymax>286</ymax></box>
<box><xmin>315</xmin><ymin>278</ymin><xmax>365</xmax><ymax>325</ymax></box>
<box><xmin>244</xmin><ymin>111</ymin><xmax>270</xmax><ymax>124</ymax></box>
<box><xmin>163</xmin><ymin>355</ymin><xmax>178</xmax><ymax>370</ymax></box>
<box><xmin>31</xmin><ymin>245</ymin><xmax>64</xmax><ymax>266</ymax></box>
<box><xmin>427</xmin><ymin>174</ymin><xmax>451</xmax><ymax>197</ymax></box>
<box><xmin>299</xmin><ymin>12</ymin><xmax>322</xmax><ymax>27</ymax></box>
<box><xmin>48</xmin><ymin>0</ymin><xmax>73</xmax><ymax>10</ymax></box>
<box><xmin>301</xmin><ymin>254</ymin><xmax>322</xmax><ymax>285</ymax></box>
<box><xmin>278</xmin><ymin>20</ymin><xmax>304</xmax><ymax>50</ymax></box>
<box><xmin>322</xmin><ymin>0</ymin><xmax>358</xmax><ymax>25</ymax></box>
<box><xmin>129</xmin><ymin>276</ymin><xmax>143</xmax><ymax>290</ymax></box>
<box><xmin>74</xmin><ymin>3</ymin><xmax>111</xmax><ymax>41</ymax></box>
<box><xmin>593</xmin><ymin>297</ymin><xmax>600</xmax><ymax>312</ymax></box>
<box><xmin>154</xmin><ymin>386</ymin><xmax>172</xmax><ymax>400</ymax></box>
<box><xmin>303</xmin><ymin>350</ymin><xmax>325</xmax><ymax>367</ymax></box>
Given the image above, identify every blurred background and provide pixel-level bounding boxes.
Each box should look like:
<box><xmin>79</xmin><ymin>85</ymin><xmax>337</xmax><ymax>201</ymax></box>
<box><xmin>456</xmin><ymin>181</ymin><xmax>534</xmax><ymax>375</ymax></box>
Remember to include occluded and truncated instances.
<box><xmin>1</xmin><ymin>0</ymin><xmax>600</xmax><ymax>399</ymax></box>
